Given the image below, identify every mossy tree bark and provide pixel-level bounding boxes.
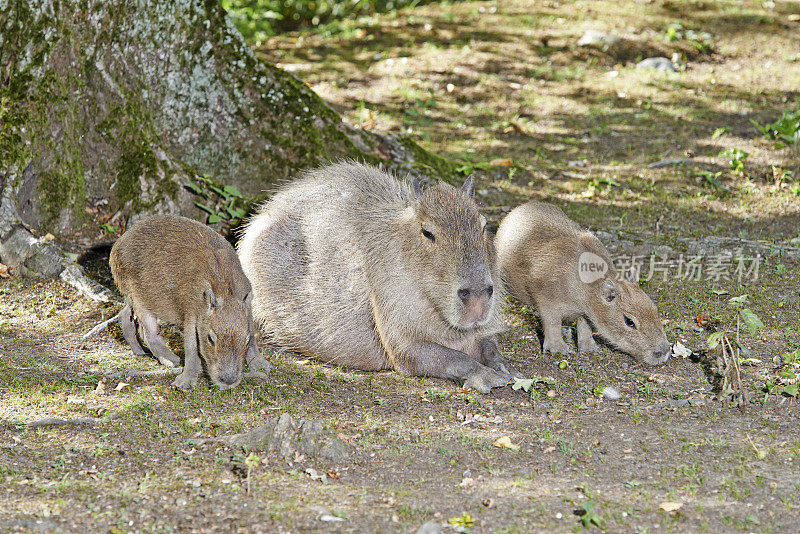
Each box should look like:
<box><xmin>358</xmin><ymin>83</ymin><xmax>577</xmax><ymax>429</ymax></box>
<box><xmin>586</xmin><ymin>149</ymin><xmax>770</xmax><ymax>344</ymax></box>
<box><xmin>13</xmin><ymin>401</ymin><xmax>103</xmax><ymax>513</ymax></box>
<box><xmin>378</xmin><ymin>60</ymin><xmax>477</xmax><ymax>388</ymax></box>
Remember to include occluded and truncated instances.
<box><xmin>0</xmin><ymin>0</ymin><xmax>458</xmax><ymax>240</ymax></box>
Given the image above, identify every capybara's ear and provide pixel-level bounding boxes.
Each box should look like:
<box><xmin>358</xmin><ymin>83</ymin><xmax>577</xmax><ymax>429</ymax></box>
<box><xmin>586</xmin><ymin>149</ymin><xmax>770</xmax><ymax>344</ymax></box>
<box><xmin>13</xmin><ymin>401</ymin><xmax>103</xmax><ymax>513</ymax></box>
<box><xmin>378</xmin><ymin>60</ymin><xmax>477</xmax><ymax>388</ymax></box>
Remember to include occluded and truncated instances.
<box><xmin>412</xmin><ymin>177</ymin><xmax>423</xmax><ymax>197</ymax></box>
<box><xmin>601</xmin><ymin>278</ymin><xmax>619</xmax><ymax>303</ymax></box>
<box><xmin>205</xmin><ymin>289</ymin><xmax>218</xmax><ymax>314</ymax></box>
<box><xmin>460</xmin><ymin>175</ymin><xmax>475</xmax><ymax>197</ymax></box>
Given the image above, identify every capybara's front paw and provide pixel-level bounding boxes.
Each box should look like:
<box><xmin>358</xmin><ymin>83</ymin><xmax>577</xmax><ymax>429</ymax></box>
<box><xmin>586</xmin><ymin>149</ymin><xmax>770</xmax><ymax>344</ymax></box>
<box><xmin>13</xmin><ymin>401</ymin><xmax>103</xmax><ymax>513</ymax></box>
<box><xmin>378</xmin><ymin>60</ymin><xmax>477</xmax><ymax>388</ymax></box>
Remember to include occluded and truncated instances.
<box><xmin>577</xmin><ymin>337</ymin><xmax>600</xmax><ymax>354</ymax></box>
<box><xmin>464</xmin><ymin>367</ymin><xmax>511</xmax><ymax>394</ymax></box>
<box><xmin>248</xmin><ymin>356</ymin><xmax>274</xmax><ymax>374</ymax></box>
<box><xmin>543</xmin><ymin>338</ymin><xmax>575</xmax><ymax>356</ymax></box>
<box><xmin>172</xmin><ymin>370</ymin><xmax>198</xmax><ymax>390</ymax></box>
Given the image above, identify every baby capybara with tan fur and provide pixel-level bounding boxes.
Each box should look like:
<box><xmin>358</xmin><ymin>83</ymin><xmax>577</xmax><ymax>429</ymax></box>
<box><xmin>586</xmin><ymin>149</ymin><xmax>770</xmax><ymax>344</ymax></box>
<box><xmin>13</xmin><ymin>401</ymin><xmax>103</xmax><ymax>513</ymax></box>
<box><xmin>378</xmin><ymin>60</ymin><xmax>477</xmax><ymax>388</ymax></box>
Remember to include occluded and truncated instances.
<box><xmin>495</xmin><ymin>202</ymin><xmax>670</xmax><ymax>366</ymax></box>
<box><xmin>110</xmin><ymin>215</ymin><xmax>272</xmax><ymax>389</ymax></box>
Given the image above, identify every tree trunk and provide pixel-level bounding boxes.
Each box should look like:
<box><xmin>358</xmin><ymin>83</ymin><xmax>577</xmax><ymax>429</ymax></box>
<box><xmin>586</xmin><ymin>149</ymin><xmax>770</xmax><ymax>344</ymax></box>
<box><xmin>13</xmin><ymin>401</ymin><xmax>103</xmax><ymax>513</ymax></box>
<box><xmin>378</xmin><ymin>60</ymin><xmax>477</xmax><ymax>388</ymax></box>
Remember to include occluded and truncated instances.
<box><xmin>0</xmin><ymin>0</ymin><xmax>458</xmax><ymax>241</ymax></box>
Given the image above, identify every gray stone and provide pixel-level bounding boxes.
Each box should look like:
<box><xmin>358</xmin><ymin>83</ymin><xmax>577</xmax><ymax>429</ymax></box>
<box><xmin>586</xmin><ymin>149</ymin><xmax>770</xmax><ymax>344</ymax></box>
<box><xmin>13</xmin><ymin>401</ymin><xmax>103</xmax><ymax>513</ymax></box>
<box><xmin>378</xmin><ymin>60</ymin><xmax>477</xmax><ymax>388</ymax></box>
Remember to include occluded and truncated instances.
<box><xmin>602</xmin><ymin>386</ymin><xmax>621</xmax><ymax>401</ymax></box>
<box><xmin>59</xmin><ymin>264</ymin><xmax>118</xmax><ymax>303</ymax></box>
<box><xmin>0</xmin><ymin>190</ymin><xmax>22</xmax><ymax>241</ymax></box>
<box><xmin>0</xmin><ymin>224</ymin><xmax>68</xmax><ymax>278</ymax></box>
<box><xmin>216</xmin><ymin>413</ymin><xmax>348</xmax><ymax>462</ymax></box>
<box><xmin>636</xmin><ymin>57</ymin><xmax>677</xmax><ymax>72</ymax></box>
<box><xmin>416</xmin><ymin>521</ymin><xmax>443</xmax><ymax>534</ymax></box>
<box><xmin>790</xmin><ymin>237</ymin><xmax>800</xmax><ymax>247</ymax></box>
<box><xmin>25</xmin><ymin>242</ymin><xmax>66</xmax><ymax>278</ymax></box>
<box><xmin>577</xmin><ymin>29</ymin><xmax>620</xmax><ymax>47</ymax></box>
<box><xmin>0</xmin><ymin>225</ymin><xmax>38</xmax><ymax>268</ymax></box>
<box><xmin>680</xmin><ymin>235</ymin><xmax>800</xmax><ymax>260</ymax></box>
<box><xmin>594</xmin><ymin>230</ymin><xmax>618</xmax><ymax>244</ymax></box>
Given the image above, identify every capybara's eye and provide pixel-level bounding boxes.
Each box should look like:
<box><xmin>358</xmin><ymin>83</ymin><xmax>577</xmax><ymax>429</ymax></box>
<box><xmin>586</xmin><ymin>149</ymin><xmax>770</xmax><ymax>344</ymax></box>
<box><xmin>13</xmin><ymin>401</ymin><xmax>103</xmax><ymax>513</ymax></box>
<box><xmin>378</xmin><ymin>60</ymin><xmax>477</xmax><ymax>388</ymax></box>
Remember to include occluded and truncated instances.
<box><xmin>624</xmin><ymin>315</ymin><xmax>637</xmax><ymax>329</ymax></box>
<box><xmin>207</xmin><ymin>334</ymin><xmax>216</xmax><ymax>346</ymax></box>
<box><xmin>421</xmin><ymin>228</ymin><xmax>436</xmax><ymax>242</ymax></box>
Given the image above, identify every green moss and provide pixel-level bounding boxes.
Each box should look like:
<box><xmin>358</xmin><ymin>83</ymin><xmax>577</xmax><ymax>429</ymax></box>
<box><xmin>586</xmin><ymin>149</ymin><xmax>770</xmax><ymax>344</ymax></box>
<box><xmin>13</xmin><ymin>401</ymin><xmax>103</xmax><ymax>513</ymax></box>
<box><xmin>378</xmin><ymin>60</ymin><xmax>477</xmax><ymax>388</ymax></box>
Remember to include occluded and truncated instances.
<box><xmin>0</xmin><ymin>92</ymin><xmax>29</xmax><ymax>168</ymax></box>
<box><xmin>395</xmin><ymin>135</ymin><xmax>465</xmax><ymax>184</ymax></box>
<box><xmin>100</xmin><ymin>98</ymin><xmax>179</xmax><ymax>211</ymax></box>
<box><xmin>116</xmin><ymin>137</ymin><xmax>157</xmax><ymax>207</ymax></box>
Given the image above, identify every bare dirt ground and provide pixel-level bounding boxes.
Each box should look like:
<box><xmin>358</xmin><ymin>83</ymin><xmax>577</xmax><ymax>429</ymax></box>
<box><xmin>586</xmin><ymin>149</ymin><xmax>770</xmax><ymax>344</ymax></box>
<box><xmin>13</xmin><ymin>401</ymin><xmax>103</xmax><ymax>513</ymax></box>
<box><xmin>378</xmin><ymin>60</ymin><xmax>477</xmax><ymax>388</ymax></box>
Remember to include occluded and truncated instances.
<box><xmin>2</xmin><ymin>1</ymin><xmax>800</xmax><ymax>532</ymax></box>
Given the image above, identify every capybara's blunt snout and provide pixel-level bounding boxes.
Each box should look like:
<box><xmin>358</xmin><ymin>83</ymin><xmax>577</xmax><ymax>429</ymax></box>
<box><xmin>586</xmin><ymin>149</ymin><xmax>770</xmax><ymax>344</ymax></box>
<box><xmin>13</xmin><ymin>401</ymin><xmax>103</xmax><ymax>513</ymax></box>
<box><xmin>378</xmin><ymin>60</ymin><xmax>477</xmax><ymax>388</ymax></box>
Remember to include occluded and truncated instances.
<box><xmin>647</xmin><ymin>340</ymin><xmax>672</xmax><ymax>366</ymax></box>
<box><xmin>213</xmin><ymin>360</ymin><xmax>243</xmax><ymax>390</ymax></box>
<box><xmin>218</xmin><ymin>368</ymin><xmax>240</xmax><ymax>387</ymax></box>
<box><xmin>458</xmin><ymin>277</ymin><xmax>494</xmax><ymax>327</ymax></box>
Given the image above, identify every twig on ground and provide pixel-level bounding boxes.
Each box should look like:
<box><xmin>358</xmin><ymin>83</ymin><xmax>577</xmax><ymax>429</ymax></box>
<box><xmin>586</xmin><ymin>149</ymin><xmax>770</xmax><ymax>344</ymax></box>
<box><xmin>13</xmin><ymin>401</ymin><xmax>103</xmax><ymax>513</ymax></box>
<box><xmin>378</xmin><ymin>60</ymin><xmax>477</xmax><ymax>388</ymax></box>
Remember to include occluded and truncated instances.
<box><xmin>4</xmin><ymin>417</ymin><xmax>105</xmax><ymax>428</ymax></box>
<box><xmin>106</xmin><ymin>368</ymin><xmax>182</xmax><ymax>379</ymax></box>
<box><xmin>82</xmin><ymin>313</ymin><xmax>121</xmax><ymax>341</ymax></box>
<box><xmin>105</xmin><ymin>368</ymin><xmax>270</xmax><ymax>382</ymax></box>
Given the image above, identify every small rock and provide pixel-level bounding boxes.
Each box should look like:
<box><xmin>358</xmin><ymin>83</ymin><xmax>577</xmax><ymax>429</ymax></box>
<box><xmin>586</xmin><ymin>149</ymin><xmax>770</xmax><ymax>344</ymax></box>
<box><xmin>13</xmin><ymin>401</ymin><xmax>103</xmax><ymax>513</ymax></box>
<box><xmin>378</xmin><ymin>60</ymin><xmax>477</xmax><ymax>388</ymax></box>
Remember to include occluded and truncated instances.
<box><xmin>594</xmin><ymin>230</ymin><xmax>618</xmax><ymax>243</ymax></box>
<box><xmin>0</xmin><ymin>225</ymin><xmax>38</xmax><ymax>269</ymax></box>
<box><xmin>319</xmin><ymin>515</ymin><xmax>344</xmax><ymax>523</ymax></box>
<box><xmin>60</xmin><ymin>263</ymin><xmax>117</xmax><ymax>303</ymax></box>
<box><xmin>790</xmin><ymin>237</ymin><xmax>800</xmax><ymax>247</ymax></box>
<box><xmin>214</xmin><ymin>413</ymin><xmax>348</xmax><ymax>462</ymax></box>
<box><xmin>25</xmin><ymin>242</ymin><xmax>66</xmax><ymax>278</ymax></box>
<box><xmin>636</xmin><ymin>57</ymin><xmax>677</xmax><ymax>72</ymax></box>
<box><xmin>547</xmin><ymin>390</ymin><xmax>556</xmax><ymax>398</ymax></box>
<box><xmin>577</xmin><ymin>29</ymin><xmax>620</xmax><ymax>46</ymax></box>
<box><xmin>416</xmin><ymin>521</ymin><xmax>442</xmax><ymax>534</ymax></box>
<box><xmin>458</xmin><ymin>476</ymin><xmax>475</xmax><ymax>488</ymax></box>
<box><xmin>585</xmin><ymin>397</ymin><xmax>596</xmax><ymax>407</ymax></box>
<box><xmin>602</xmin><ymin>386</ymin><xmax>621</xmax><ymax>400</ymax></box>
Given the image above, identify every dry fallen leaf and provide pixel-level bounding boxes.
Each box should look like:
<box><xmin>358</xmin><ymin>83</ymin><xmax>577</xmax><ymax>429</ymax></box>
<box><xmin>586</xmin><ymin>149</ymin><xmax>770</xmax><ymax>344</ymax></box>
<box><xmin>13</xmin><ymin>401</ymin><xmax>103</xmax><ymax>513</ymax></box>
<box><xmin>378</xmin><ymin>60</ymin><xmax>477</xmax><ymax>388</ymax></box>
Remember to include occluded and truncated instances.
<box><xmin>0</xmin><ymin>263</ymin><xmax>10</xmax><ymax>278</ymax></box>
<box><xmin>671</xmin><ymin>341</ymin><xmax>692</xmax><ymax>359</ymax></box>
<box><xmin>659</xmin><ymin>502</ymin><xmax>683</xmax><ymax>512</ymax></box>
<box><xmin>490</xmin><ymin>158</ymin><xmax>513</xmax><ymax>167</ymax></box>
<box><xmin>492</xmin><ymin>436</ymin><xmax>520</xmax><ymax>451</ymax></box>
<box><xmin>114</xmin><ymin>382</ymin><xmax>129</xmax><ymax>391</ymax></box>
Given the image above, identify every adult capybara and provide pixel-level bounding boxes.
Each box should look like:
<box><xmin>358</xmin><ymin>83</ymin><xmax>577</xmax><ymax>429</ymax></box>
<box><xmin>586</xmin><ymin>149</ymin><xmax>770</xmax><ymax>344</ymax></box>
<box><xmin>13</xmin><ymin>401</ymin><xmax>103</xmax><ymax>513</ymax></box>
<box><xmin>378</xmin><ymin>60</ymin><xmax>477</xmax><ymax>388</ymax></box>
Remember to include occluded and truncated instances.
<box><xmin>238</xmin><ymin>162</ymin><xmax>516</xmax><ymax>392</ymax></box>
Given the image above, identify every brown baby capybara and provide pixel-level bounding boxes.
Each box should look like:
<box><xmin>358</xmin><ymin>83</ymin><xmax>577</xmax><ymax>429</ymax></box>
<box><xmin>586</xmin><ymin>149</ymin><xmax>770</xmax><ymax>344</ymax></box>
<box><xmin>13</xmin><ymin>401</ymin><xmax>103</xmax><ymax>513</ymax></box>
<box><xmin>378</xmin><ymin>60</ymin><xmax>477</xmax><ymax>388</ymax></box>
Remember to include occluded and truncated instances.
<box><xmin>495</xmin><ymin>201</ymin><xmax>670</xmax><ymax>366</ymax></box>
<box><xmin>109</xmin><ymin>215</ymin><xmax>272</xmax><ymax>389</ymax></box>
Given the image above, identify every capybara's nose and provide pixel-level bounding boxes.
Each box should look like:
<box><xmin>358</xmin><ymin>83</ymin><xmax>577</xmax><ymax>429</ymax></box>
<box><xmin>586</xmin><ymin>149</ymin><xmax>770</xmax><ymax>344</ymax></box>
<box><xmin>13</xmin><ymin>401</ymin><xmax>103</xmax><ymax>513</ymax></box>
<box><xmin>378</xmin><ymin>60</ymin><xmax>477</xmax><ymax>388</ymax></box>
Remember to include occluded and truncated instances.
<box><xmin>647</xmin><ymin>341</ymin><xmax>672</xmax><ymax>366</ymax></box>
<box><xmin>458</xmin><ymin>288</ymin><xmax>471</xmax><ymax>302</ymax></box>
<box><xmin>218</xmin><ymin>369</ymin><xmax>240</xmax><ymax>386</ymax></box>
<box><xmin>653</xmin><ymin>341</ymin><xmax>671</xmax><ymax>359</ymax></box>
<box><xmin>458</xmin><ymin>284</ymin><xmax>493</xmax><ymax>304</ymax></box>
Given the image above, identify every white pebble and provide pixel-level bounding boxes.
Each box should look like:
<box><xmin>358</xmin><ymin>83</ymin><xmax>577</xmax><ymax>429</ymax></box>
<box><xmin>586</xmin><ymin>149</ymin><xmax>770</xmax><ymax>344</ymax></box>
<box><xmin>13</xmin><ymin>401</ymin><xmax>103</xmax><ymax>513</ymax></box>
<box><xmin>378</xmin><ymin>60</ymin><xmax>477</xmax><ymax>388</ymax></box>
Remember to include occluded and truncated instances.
<box><xmin>602</xmin><ymin>386</ymin><xmax>621</xmax><ymax>400</ymax></box>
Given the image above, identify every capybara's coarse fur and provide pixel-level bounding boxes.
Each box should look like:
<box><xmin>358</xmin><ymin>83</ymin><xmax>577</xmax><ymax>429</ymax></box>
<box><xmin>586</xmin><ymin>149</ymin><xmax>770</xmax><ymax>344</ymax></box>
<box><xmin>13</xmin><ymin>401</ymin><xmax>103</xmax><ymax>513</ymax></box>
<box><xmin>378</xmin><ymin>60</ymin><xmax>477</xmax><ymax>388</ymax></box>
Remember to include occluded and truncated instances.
<box><xmin>495</xmin><ymin>202</ymin><xmax>670</xmax><ymax>366</ymax></box>
<box><xmin>237</xmin><ymin>162</ymin><xmax>516</xmax><ymax>393</ymax></box>
<box><xmin>109</xmin><ymin>215</ymin><xmax>272</xmax><ymax>389</ymax></box>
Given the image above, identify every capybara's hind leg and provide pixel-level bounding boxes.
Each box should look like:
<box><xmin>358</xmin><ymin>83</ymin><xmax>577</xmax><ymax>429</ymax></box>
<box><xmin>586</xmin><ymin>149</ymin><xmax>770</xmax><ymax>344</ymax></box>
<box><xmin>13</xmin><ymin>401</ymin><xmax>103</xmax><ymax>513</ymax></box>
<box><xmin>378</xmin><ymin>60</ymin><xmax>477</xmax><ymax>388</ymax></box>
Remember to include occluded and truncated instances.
<box><xmin>138</xmin><ymin>308</ymin><xmax>181</xmax><ymax>368</ymax></box>
<box><xmin>118</xmin><ymin>302</ymin><xmax>147</xmax><ymax>357</ymax></box>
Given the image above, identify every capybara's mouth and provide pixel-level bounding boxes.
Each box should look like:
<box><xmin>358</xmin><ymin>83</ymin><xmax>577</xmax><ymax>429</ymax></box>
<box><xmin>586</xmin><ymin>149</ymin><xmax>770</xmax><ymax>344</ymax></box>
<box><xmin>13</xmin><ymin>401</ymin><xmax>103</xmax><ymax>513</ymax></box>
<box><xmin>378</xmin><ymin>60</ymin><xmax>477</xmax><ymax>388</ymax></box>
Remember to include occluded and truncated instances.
<box><xmin>644</xmin><ymin>353</ymin><xmax>670</xmax><ymax>366</ymax></box>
